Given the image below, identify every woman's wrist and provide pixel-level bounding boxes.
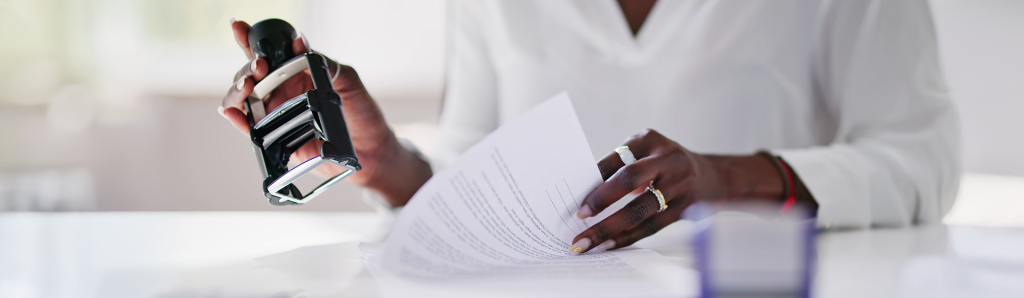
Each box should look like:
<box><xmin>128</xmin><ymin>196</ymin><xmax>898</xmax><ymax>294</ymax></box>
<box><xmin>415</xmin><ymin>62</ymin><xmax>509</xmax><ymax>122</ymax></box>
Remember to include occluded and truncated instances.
<box><xmin>706</xmin><ymin>154</ymin><xmax>786</xmax><ymax>202</ymax></box>
<box><xmin>361</xmin><ymin>132</ymin><xmax>432</xmax><ymax>207</ymax></box>
<box><xmin>706</xmin><ymin>153</ymin><xmax>818</xmax><ymax>212</ymax></box>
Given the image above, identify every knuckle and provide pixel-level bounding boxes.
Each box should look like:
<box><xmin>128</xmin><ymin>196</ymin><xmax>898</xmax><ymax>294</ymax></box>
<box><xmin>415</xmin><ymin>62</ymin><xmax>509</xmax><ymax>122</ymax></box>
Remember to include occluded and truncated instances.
<box><xmin>667</xmin><ymin>144</ymin><xmax>684</xmax><ymax>155</ymax></box>
<box><xmin>642</xmin><ymin>128</ymin><xmax>662</xmax><ymax>139</ymax></box>
<box><xmin>587</xmin><ymin>193</ymin><xmax>610</xmax><ymax>210</ymax></box>
<box><xmin>638</xmin><ymin>129</ymin><xmax>654</xmax><ymax>139</ymax></box>
<box><xmin>642</xmin><ymin>220</ymin><xmax>661</xmax><ymax>236</ymax></box>
<box><xmin>628</xmin><ymin>129</ymin><xmax>651</xmax><ymax>143</ymax></box>
<box><xmin>626</xmin><ymin>203</ymin><xmax>649</xmax><ymax>223</ymax></box>
<box><xmin>592</xmin><ymin>225</ymin><xmax>611</xmax><ymax>240</ymax></box>
<box><xmin>666</xmin><ymin>150</ymin><xmax>690</xmax><ymax>167</ymax></box>
<box><xmin>615</xmin><ymin>165</ymin><xmax>641</xmax><ymax>188</ymax></box>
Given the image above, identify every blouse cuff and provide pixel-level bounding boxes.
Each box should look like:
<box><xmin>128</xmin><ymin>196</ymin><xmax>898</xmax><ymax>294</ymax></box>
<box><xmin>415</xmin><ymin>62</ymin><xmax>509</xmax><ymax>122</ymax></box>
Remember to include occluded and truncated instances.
<box><xmin>773</xmin><ymin>146</ymin><xmax>873</xmax><ymax>229</ymax></box>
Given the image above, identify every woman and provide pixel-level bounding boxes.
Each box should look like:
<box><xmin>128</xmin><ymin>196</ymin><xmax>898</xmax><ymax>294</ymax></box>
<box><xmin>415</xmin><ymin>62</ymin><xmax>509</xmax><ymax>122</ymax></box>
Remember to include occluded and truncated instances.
<box><xmin>220</xmin><ymin>0</ymin><xmax>960</xmax><ymax>254</ymax></box>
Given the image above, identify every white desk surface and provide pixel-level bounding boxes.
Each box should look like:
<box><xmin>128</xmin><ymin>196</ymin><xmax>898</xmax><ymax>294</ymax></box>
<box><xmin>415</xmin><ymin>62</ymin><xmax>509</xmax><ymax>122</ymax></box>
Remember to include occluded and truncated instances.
<box><xmin>1</xmin><ymin>212</ymin><xmax>1021</xmax><ymax>298</ymax></box>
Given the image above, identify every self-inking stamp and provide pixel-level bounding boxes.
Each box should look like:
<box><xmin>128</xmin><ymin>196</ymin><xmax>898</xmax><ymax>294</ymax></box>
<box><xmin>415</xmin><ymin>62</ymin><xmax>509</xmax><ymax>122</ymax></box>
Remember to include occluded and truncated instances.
<box><xmin>245</xmin><ymin>19</ymin><xmax>360</xmax><ymax>205</ymax></box>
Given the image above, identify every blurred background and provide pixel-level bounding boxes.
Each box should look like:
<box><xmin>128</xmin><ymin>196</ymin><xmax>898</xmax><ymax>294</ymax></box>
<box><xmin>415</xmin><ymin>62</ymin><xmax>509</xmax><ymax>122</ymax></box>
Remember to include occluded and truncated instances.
<box><xmin>0</xmin><ymin>0</ymin><xmax>1021</xmax><ymax>218</ymax></box>
<box><xmin>0</xmin><ymin>0</ymin><xmax>445</xmax><ymax>212</ymax></box>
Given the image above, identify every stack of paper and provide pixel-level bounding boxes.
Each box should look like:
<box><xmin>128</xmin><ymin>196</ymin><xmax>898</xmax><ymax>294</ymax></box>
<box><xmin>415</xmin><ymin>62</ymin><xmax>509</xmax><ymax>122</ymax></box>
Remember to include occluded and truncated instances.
<box><xmin>360</xmin><ymin>93</ymin><xmax>696</xmax><ymax>298</ymax></box>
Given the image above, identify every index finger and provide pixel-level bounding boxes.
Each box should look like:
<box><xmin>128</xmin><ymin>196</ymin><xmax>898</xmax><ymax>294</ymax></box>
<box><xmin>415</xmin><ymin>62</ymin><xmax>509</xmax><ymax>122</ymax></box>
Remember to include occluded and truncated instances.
<box><xmin>231</xmin><ymin>20</ymin><xmax>254</xmax><ymax>60</ymax></box>
<box><xmin>580</xmin><ymin>158</ymin><xmax>662</xmax><ymax>218</ymax></box>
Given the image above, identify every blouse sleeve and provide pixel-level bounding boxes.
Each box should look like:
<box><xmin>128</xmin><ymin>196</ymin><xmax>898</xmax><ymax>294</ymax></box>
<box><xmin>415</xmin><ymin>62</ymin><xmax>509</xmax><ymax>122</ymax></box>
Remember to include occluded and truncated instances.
<box><xmin>430</xmin><ymin>0</ymin><xmax>500</xmax><ymax>169</ymax></box>
<box><xmin>775</xmin><ymin>0</ymin><xmax>962</xmax><ymax>228</ymax></box>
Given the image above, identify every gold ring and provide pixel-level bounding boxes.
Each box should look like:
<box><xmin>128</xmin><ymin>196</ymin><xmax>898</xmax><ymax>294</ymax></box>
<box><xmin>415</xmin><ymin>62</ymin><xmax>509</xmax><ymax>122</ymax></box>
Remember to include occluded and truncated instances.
<box><xmin>615</xmin><ymin>146</ymin><xmax>636</xmax><ymax>165</ymax></box>
<box><xmin>647</xmin><ymin>186</ymin><xmax>668</xmax><ymax>212</ymax></box>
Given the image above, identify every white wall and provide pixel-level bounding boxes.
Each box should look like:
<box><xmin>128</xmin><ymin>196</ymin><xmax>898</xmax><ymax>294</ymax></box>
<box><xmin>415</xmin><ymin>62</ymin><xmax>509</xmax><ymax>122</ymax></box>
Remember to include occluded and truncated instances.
<box><xmin>931</xmin><ymin>0</ymin><xmax>1024</xmax><ymax>176</ymax></box>
<box><xmin>1</xmin><ymin>0</ymin><xmax>1021</xmax><ymax>211</ymax></box>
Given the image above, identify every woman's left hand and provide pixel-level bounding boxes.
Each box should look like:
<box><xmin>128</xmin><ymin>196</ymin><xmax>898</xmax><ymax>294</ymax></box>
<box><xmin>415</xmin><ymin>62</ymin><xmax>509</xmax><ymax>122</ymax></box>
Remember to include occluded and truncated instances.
<box><xmin>569</xmin><ymin>129</ymin><xmax>785</xmax><ymax>254</ymax></box>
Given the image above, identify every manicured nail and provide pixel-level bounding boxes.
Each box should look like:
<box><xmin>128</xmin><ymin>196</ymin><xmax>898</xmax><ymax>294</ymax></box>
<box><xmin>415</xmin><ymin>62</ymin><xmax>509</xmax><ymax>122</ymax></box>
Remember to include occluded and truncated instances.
<box><xmin>229</xmin><ymin>18</ymin><xmax>236</xmax><ymax>25</ymax></box>
<box><xmin>569</xmin><ymin>238</ymin><xmax>591</xmax><ymax>256</ymax></box>
<box><xmin>236</xmin><ymin>76</ymin><xmax>247</xmax><ymax>90</ymax></box>
<box><xmin>250</xmin><ymin>59</ymin><xmax>258</xmax><ymax>72</ymax></box>
<box><xmin>217</xmin><ymin>106</ymin><xmax>227</xmax><ymax>119</ymax></box>
<box><xmin>576</xmin><ymin>205</ymin><xmax>593</xmax><ymax>219</ymax></box>
<box><xmin>300</xmin><ymin>32</ymin><xmax>311</xmax><ymax>52</ymax></box>
<box><xmin>592</xmin><ymin>240</ymin><xmax>616</xmax><ymax>253</ymax></box>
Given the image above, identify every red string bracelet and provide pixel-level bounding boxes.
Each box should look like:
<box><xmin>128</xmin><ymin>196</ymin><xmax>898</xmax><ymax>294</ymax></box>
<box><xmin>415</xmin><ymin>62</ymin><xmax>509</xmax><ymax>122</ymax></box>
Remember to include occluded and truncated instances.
<box><xmin>778</xmin><ymin>158</ymin><xmax>797</xmax><ymax>213</ymax></box>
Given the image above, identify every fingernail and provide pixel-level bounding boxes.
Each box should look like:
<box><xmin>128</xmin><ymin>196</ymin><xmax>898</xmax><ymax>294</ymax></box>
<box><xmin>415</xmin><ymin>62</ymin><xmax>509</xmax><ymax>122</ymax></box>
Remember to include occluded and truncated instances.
<box><xmin>569</xmin><ymin>238</ymin><xmax>592</xmax><ymax>256</ymax></box>
<box><xmin>576</xmin><ymin>205</ymin><xmax>593</xmax><ymax>219</ymax></box>
<box><xmin>236</xmin><ymin>76</ymin><xmax>247</xmax><ymax>91</ymax></box>
<box><xmin>300</xmin><ymin>32</ymin><xmax>311</xmax><ymax>52</ymax></box>
<box><xmin>229</xmin><ymin>18</ymin><xmax>236</xmax><ymax>25</ymax></box>
<box><xmin>250</xmin><ymin>59</ymin><xmax>258</xmax><ymax>72</ymax></box>
<box><xmin>592</xmin><ymin>240</ymin><xmax>616</xmax><ymax>253</ymax></box>
<box><xmin>217</xmin><ymin>106</ymin><xmax>228</xmax><ymax>119</ymax></box>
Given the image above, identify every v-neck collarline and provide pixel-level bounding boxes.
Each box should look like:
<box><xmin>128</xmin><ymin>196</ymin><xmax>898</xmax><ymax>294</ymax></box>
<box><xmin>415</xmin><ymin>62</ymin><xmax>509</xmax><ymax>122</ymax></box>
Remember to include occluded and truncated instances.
<box><xmin>598</xmin><ymin>0</ymin><xmax>675</xmax><ymax>51</ymax></box>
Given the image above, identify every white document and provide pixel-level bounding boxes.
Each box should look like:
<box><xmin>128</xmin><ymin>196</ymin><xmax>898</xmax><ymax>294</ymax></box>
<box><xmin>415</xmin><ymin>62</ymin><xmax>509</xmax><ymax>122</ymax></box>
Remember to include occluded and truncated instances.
<box><xmin>372</xmin><ymin>93</ymin><xmax>695</xmax><ymax>298</ymax></box>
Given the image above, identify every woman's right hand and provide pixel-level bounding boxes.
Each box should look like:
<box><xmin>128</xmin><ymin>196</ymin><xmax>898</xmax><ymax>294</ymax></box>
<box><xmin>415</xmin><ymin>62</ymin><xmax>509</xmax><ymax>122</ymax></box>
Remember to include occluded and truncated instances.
<box><xmin>218</xmin><ymin>19</ymin><xmax>431</xmax><ymax>206</ymax></box>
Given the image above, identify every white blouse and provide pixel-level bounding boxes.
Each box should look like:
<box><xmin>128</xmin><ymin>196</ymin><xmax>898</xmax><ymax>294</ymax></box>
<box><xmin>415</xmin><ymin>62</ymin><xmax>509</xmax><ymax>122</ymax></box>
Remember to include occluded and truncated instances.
<box><xmin>431</xmin><ymin>0</ymin><xmax>961</xmax><ymax>229</ymax></box>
